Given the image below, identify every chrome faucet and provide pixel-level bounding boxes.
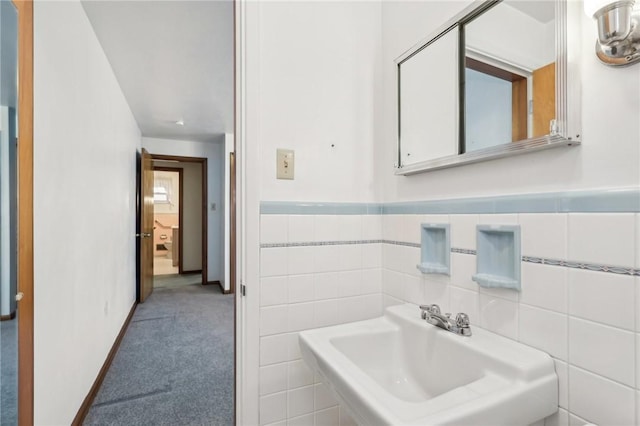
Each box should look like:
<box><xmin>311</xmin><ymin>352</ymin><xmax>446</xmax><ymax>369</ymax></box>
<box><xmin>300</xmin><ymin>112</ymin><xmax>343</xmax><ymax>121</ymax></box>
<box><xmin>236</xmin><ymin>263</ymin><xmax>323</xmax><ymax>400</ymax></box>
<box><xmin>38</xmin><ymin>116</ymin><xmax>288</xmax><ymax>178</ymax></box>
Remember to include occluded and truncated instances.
<box><xmin>419</xmin><ymin>304</ymin><xmax>472</xmax><ymax>336</ymax></box>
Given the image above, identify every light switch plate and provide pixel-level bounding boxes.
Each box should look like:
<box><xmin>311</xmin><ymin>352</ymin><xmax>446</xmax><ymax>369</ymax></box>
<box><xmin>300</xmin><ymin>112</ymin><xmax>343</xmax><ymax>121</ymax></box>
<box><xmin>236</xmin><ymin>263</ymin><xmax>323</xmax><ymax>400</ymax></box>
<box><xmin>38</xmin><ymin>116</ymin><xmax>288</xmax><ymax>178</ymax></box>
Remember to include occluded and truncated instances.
<box><xmin>277</xmin><ymin>149</ymin><xmax>295</xmax><ymax>180</ymax></box>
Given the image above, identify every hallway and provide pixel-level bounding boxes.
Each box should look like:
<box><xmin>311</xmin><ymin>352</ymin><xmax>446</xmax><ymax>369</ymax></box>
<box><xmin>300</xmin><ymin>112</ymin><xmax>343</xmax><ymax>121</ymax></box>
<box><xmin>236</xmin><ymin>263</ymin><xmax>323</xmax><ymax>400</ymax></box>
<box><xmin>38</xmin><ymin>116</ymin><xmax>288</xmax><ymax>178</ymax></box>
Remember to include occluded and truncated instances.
<box><xmin>84</xmin><ymin>284</ymin><xmax>234</xmax><ymax>425</ymax></box>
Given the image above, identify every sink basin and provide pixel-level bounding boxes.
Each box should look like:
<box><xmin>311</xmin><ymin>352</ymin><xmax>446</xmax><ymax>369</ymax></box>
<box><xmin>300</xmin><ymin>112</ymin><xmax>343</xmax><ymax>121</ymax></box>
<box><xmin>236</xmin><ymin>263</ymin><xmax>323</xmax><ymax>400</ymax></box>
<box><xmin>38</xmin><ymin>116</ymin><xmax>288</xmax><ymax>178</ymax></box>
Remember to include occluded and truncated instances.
<box><xmin>299</xmin><ymin>304</ymin><xmax>558</xmax><ymax>426</ymax></box>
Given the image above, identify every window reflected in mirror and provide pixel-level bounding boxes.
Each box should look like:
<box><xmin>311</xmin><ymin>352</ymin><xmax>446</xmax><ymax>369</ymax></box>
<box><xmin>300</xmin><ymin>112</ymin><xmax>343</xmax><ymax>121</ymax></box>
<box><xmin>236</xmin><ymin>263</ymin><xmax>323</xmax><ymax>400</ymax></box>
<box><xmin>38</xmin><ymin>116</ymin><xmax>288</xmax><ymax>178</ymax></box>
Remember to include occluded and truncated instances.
<box><xmin>463</xmin><ymin>0</ymin><xmax>556</xmax><ymax>153</ymax></box>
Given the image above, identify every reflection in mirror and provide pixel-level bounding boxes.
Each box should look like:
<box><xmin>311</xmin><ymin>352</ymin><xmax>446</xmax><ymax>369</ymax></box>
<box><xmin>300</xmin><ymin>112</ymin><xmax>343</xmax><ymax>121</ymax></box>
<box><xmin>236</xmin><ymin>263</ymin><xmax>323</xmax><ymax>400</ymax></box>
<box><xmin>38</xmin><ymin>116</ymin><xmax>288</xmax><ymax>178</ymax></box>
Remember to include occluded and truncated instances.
<box><xmin>0</xmin><ymin>0</ymin><xmax>19</xmax><ymax>424</ymax></box>
<box><xmin>464</xmin><ymin>0</ymin><xmax>556</xmax><ymax>152</ymax></box>
<box><xmin>399</xmin><ymin>27</ymin><xmax>459</xmax><ymax>166</ymax></box>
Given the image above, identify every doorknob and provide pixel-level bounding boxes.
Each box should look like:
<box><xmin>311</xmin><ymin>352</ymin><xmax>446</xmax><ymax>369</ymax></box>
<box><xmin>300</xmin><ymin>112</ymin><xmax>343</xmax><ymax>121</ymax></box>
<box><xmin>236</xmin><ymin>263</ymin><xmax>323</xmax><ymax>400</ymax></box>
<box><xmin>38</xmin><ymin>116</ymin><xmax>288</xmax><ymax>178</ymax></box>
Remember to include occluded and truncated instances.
<box><xmin>15</xmin><ymin>292</ymin><xmax>23</xmax><ymax>302</ymax></box>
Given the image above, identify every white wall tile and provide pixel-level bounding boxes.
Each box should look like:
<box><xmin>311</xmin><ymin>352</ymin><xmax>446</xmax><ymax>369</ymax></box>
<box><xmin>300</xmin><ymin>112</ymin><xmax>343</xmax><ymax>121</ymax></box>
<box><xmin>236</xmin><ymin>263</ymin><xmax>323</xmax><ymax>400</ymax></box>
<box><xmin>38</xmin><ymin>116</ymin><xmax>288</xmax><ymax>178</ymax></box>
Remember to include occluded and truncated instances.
<box><xmin>449</xmin><ymin>214</ymin><xmax>479</xmax><ymax>250</ymax></box>
<box><xmin>382</xmin><ymin>269</ymin><xmax>404</xmax><ymax>300</ymax></box>
<box><xmin>262</xmin><ymin>276</ymin><xmax>289</xmax><ymax>307</ymax></box>
<box><xmin>288</xmin><ymin>247</ymin><xmax>316</xmax><ymax>275</ymax></box>
<box><xmin>288</xmin><ymin>386</ymin><xmax>315</xmax><ymax>419</ymax></box>
<box><xmin>260</xmin><ymin>392</ymin><xmax>288</xmax><ymax>425</ymax></box>
<box><xmin>424</xmin><ymin>278</ymin><xmax>449</xmax><ymax>312</ymax></box>
<box><xmin>519</xmin><ymin>213</ymin><xmax>567</xmax><ymax>259</ymax></box>
<box><xmin>544</xmin><ymin>408</ymin><xmax>569</xmax><ymax>426</ymax></box>
<box><xmin>314</xmin><ymin>215</ymin><xmax>340</xmax><ymax>242</ymax></box>
<box><xmin>361</xmin><ymin>268</ymin><xmax>382</xmax><ymax>294</ymax></box>
<box><xmin>450</xmin><ymin>253</ymin><xmax>477</xmax><ymax>291</ymax></box>
<box><xmin>315</xmin><ymin>406</ymin><xmax>339</xmax><ymax>426</ymax></box>
<box><xmin>338</xmin><ymin>296</ymin><xmax>366</xmax><ymax>323</ymax></box>
<box><xmin>262</xmin><ymin>215</ymin><xmax>289</xmax><ymax>244</ymax></box>
<box><xmin>479</xmin><ymin>214</ymin><xmax>519</xmax><ymax>225</ymax></box>
<box><xmin>314</xmin><ymin>299</ymin><xmax>340</xmax><ymax>328</ymax></box>
<box><xmin>338</xmin><ymin>270</ymin><xmax>362</xmax><ymax>297</ymax></box>
<box><xmin>402</xmin><ymin>274</ymin><xmax>424</xmax><ymax>304</ymax></box>
<box><xmin>519</xmin><ymin>305</ymin><xmax>567</xmax><ymax>360</ymax></box>
<box><xmin>362</xmin><ymin>215</ymin><xmax>382</xmax><ymax>240</ymax></box>
<box><xmin>383</xmin><ymin>294</ymin><xmax>404</xmax><ymax>310</ymax></box>
<box><xmin>339</xmin><ymin>215</ymin><xmax>362</xmax><ymax>241</ymax></box>
<box><xmin>479</xmin><ymin>285</ymin><xmax>519</xmax><ymax>302</ymax></box>
<box><xmin>262</xmin><ymin>248</ymin><xmax>288</xmax><ymax>277</ymax></box>
<box><xmin>261</xmin><ymin>334</ymin><xmax>290</xmax><ymax>366</ymax></box>
<box><xmin>399</xmin><ymin>246</ymin><xmax>421</xmax><ymax>276</ymax></box>
<box><xmin>288</xmin><ymin>215</ymin><xmax>315</xmax><ymax>243</ymax></box>
<box><xmin>289</xmin><ymin>274</ymin><xmax>315</xmax><ymax>303</ymax></box>
<box><xmin>315</xmin><ymin>383</ymin><xmax>338</xmax><ymax>411</ymax></box>
<box><xmin>554</xmin><ymin>359</ymin><xmax>568</xmax><ymax>409</ymax></box>
<box><xmin>449</xmin><ymin>287</ymin><xmax>479</xmax><ymax>322</ymax></box>
<box><xmin>401</xmin><ymin>214</ymin><xmax>422</xmax><ymax>244</ymax></box>
<box><xmin>314</xmin><ymin>245</ymin><xmax>341</xmax><ymax>273</ymax></box>
<box><xmin>568</xmin><ymin>213</ymin><xmax>635</xmax><ymax>267</ymax></box>
<box><xmin>361</xmin><ymin>243</ymin><xmax>382</xmax><ymax>269</ymax></box>
<box><xmin>339</xmin><ymin>406</ymin><xmax>357</xmax><ymax>426</ymax></box>
<box><xmin>383</xmin><ymin>215</ymin><xmax>403</xmax><ymax>241</ymax></box>
<box><xmin>569</xmin><ymin>366</ymin><xmax>636</xmax><ymax>426</ymax></box>
<box><xmin>261</xmin><ymin>306</ymin><xmax>289</xmax><ymax>336</ymax></box>
<box><xmin>479</xmin><ymin>294</ymin><xmax>518</xmax><ymax>340</ymax></box>
<box><xmin>361</xmin><ymin>294</ymin><xmax>383</xmax><ymax>319</ymax></box>
<box><xmin>422</xmin><ymin>214</ymin><xmax>449</xmax><ymax>225</ymax></box>
<box><xmin>288</xmin><ymin>303</ymin><xmax>315</xmax><ymax>332</ymax></box>
<box><xmin>636</xmin><ymin>214</ymin><xmax>640</xmax><ymax>268</ymax></box>
<box><xmin>314</xmin><ymin>272</ymin><xmax>340</xmax><ymax>300</ymax></box>
<box><xmin>261</xmin><ymin>363</ymin><xmax>289</xmax><ymax>396</ymax></box>
<box><xmin>520</xmin><ymin>263</ymin><xmax>567</xmax><ymax>313</ymax></box>
<box><xmin>569</xmin><ymin>317</ymin><xmax>635</xmax><ymax>386</ymax></box>
<box><xmin>288</xmin><ymin>359</ymin><xmax>314</xmax><ymax>389</ymax></box>
<box><xmin>287</xmin><ymin>414</ymin><xmax>314</xmax><ymax>426</ymax></box>
<box><xmin>338</xmin><ymin>245</ymin><xmax>362</xmax><ymax>271</ymax></box>
<box><xmin>288</xmin><ymin>333</ymin><xmax>303</xmax><ymax>361</ymax></box>
<box><xmin>568</xmin><ymin>269</ymin><xmax>635</xmax><ymax>330</ymax></box>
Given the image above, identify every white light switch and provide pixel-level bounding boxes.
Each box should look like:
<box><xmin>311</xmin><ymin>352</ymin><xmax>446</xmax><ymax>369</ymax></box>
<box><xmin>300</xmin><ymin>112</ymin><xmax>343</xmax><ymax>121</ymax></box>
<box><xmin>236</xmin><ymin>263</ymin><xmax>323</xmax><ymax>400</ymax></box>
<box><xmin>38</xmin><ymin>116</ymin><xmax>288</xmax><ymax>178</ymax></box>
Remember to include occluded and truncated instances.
<box><xmin>277</xmin><ymin>149</ymin><xmax>295</xmax><ymax>180</ymax></box>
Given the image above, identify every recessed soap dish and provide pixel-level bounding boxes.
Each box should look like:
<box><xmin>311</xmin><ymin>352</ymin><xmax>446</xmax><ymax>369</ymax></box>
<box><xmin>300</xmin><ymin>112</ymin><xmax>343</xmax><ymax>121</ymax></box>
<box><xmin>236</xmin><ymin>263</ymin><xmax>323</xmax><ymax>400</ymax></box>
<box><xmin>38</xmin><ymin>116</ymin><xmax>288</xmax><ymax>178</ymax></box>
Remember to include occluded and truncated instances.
<box><xmin>416</xmin><ymin>224</ymin><xmax>450</xmax><ymax>276</ymax></box>
<box><xmin>472</xmin><ymin>225</ymin><xmax>521</xmax><ymax>291</ymax></box>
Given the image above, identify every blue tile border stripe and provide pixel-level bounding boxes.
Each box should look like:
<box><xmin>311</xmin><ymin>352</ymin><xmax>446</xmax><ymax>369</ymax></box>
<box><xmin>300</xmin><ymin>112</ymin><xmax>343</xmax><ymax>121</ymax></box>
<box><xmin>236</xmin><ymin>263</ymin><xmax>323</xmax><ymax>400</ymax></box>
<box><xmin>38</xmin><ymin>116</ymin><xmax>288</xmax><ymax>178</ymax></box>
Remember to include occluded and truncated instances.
<box><xmin>261</xmin><ymin>188</ymin><xmax>640</xmax><ymax>214</ymax></box>
<box><xmin>260</xmin><ymin>240</ymin><xmax>640</xmax><ymax>277</ymax></box>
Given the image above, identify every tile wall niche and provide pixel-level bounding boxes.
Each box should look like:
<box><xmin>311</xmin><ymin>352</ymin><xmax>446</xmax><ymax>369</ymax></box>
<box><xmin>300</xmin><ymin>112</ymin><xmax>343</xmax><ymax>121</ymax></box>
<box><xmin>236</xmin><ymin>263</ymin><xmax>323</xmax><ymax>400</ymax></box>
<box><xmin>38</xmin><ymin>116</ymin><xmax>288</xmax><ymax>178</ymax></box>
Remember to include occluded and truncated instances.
<box><xmin>259</xmin><ymin>205</ymin><xmax>640</xmax><ymax>426</ymax></box>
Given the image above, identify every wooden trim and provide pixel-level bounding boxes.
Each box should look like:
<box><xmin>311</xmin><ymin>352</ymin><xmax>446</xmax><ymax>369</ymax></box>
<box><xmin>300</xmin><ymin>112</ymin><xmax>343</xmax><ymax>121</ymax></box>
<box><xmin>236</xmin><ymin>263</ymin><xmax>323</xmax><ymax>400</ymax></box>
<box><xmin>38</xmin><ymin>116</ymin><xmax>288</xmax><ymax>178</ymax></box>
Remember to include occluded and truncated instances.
<box><xmin>1</xmin><ymin>311</ymin><xmax>17</xmax><ymax>321</ymax></box>
<box><xmin>512</xmin><ymin>78</ymin><xmax>528</xmax><ymax>142</ymax></box>
<box><xmin>214</xmin><ymin>280</ymin><xmax>232</xmax><ymax>294</ymax></box>
<box><xmin>151</xmin><ymin>155</ymin><xmax>207</xmax><ymax>285</ymax></box>
<box><xmin>14</xmin><ymin>0</ymin><xmax>35</xmax><ymax>424</ymax></box>
<box><xmin>181</xmin><ymin>269</ymin><xmax>202</xmax><ymax>275</ymax></box>
<box><xmin>466</xmin><ymin>57</ymin><xmax>524</xmax><ymax>82</ymax></box>
<box><xmin>71</xmin><ymin>303</ymin><xmax>137</xmax><ymax>426</ymax></box>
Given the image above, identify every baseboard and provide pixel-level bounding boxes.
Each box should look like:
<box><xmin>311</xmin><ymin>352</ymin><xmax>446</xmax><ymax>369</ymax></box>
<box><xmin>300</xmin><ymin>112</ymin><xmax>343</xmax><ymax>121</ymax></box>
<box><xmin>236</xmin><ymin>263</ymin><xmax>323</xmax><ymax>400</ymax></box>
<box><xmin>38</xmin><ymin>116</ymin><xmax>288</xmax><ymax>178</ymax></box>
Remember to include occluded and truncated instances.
<box><xmin>0</xmin><ymin>311</ymin><xmax>16</xmax><ymax>321</ymax></box>
<box><xmin>181</xmin><ymin>269</ymin><xmax>202</xmax><ymax>275</ymax></box>
<box><xmin>207</xmin><ymin>280</ymin><xmax>232</xmax><ymax>294</ymax></box>
<box><xmin>71</xmin><ymin>302</ymin><xmax>137</xmax><ymax>426</ymax></box>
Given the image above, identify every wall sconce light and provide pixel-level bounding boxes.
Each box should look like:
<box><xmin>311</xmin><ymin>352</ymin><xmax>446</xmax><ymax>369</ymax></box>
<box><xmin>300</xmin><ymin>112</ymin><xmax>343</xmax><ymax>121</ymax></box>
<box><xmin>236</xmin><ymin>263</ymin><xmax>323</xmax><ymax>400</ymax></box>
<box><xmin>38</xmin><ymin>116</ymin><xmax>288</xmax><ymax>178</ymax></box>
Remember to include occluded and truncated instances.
<box><xmin>584</xmin><ymin>0</ymin><xmax>640</xmax><ymax>66</ymax></box>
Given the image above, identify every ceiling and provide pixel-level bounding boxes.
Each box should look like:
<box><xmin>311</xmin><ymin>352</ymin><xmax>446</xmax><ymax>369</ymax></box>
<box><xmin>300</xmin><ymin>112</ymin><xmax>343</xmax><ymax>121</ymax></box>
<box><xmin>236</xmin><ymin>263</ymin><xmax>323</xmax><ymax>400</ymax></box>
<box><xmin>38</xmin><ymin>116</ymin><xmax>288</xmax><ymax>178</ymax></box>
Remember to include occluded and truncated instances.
<box><xmin>82</xmin><ymin>0</ymin><xmax>233</xmax><ymax>143</ymax></box>
<box><xmin>505</xmin><ymin>0</ymin><xmax>556</xmax><ymax>24</ymax></box>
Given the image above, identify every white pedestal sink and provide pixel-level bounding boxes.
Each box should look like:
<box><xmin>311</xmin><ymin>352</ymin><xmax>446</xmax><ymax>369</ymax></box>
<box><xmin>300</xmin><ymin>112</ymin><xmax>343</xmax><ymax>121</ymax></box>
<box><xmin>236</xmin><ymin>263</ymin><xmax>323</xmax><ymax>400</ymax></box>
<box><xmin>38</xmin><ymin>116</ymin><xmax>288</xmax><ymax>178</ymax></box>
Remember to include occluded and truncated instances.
<box><xmin>299</xmin><ymin>304</ymin><xmax>558</xmax><ymax>426</ymax></box>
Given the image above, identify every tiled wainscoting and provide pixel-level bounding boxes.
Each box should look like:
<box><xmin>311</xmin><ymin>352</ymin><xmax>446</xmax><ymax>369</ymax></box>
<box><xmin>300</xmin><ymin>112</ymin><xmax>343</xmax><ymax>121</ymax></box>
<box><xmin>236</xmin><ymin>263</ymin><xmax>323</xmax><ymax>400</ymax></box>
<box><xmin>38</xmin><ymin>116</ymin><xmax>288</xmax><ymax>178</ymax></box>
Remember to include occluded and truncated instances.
<box><xmin>259</xmin><ymin>215</ymin><xmax>384</xmax><ymax>426</ymax></box>
<box><xmin>259</xmin><ymin>192</ymin><xmax>640</xmax><ymax>426</ymax></box>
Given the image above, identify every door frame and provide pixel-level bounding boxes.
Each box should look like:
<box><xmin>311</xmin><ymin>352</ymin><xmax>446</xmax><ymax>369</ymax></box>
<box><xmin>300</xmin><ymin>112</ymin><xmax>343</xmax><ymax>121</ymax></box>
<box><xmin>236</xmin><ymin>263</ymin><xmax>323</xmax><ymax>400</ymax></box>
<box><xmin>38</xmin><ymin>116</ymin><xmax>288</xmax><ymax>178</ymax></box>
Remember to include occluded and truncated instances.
<box><xmin>13</xmin><ymin>0</ymin><xmax>34</xmax><ymax>423</ymax></box>
<box><xmin>152</xmin><ymin>166</ymin><xmax>184</xmax><ymax>273</ymax></box>
<box><xmin>150</xmin><ymin>155</ymin><xmax>208</xmax><ymax>285</ymax></box>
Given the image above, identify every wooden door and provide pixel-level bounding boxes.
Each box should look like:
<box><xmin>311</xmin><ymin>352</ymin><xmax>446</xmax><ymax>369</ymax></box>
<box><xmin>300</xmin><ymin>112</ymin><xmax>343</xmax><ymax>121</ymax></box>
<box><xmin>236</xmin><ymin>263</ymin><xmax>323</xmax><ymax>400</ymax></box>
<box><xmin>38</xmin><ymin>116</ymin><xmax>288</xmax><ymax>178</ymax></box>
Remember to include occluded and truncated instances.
<box><xmin>140</xmin><ymin>148</ymin><xmax>154</xmax><ymax>302</ymax></box>
<box><xmin>533</xmin><ymin>62</ymin><xmax>555</xmax><ymax>138</ymax></box>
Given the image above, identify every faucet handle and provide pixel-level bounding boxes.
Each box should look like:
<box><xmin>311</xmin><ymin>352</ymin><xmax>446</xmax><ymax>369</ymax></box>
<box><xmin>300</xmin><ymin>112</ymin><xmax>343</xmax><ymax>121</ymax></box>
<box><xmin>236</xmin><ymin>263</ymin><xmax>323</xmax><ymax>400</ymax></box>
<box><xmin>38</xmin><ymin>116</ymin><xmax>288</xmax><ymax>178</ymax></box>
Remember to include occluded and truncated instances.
<box><xmin>419</xmin><ymin>304</ymin><xmax>441</xmax><ymax>315</ymax></box>
<box><xmin>455</xmin><ymin>312</ymin><xmax>470</xmax><ymax>327</ymax></box>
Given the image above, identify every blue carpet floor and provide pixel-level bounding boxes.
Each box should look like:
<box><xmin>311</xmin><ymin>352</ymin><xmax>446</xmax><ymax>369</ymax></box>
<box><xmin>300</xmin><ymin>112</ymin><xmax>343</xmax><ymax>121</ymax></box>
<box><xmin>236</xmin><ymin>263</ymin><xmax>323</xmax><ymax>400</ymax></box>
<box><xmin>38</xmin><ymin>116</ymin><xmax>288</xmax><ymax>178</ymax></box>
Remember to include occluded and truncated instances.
<box><xmin>1</xmin><ymin>318</ymin><xmax>17</xmax><ymax>426</ymax></box>
<box><xmin>84</xmin><ymin>284</ymin><xmax>234</xmax><ymax>426</ymax></box>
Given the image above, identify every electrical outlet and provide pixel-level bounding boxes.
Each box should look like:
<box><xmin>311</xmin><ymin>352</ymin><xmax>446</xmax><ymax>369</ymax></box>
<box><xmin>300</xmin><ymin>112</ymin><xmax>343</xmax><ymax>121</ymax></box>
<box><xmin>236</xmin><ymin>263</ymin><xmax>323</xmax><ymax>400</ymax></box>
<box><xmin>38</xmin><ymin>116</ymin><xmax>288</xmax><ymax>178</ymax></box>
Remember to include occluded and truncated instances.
<box><xmin>277</xmin><ymin>149</ymin><xmax>295</xmax><ymax>180</ymax></box>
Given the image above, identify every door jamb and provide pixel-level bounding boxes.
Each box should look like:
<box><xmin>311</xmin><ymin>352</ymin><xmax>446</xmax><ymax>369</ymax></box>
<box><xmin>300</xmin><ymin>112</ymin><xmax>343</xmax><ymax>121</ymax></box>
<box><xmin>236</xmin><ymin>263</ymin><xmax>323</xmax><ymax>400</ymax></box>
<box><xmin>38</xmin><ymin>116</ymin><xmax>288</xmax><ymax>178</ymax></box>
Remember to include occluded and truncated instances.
<box><xmin>150</xmin><ymin>155</ymin><xmax>207</xmax><ymax>285</ymax></box>
<box><xmin>152</xmin><ymin>166</ymin><xmax>184</xmax><ymax>274</ymax></box>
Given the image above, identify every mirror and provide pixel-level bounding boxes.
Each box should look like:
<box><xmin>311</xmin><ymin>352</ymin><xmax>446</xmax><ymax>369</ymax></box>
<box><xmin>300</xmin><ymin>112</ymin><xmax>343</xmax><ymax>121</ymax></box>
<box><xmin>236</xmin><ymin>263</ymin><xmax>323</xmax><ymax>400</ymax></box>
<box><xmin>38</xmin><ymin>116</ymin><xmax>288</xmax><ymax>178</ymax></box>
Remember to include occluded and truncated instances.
<box><xmin>0</xmin><ymin>0</ymin><xmax>19</xmax><ymax>423</ymax></box>
<box><xmin>396</xmin><ymin>0</ymin><xmax>579</xmax><ymax>175</ymax></box>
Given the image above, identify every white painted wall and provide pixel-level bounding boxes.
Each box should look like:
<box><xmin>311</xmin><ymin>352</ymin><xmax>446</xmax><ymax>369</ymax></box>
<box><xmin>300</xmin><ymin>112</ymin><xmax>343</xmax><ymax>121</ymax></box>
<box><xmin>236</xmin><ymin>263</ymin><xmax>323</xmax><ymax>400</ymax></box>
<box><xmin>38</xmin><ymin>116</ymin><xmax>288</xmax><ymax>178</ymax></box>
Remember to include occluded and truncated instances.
<box><xmin>34</xmin><ymin>1</ymin><xmax>141</xmax><ymax>423</ymax></box>
<box><xmin>142</xmin><ymin>136</ymin><xmax>224</xmax><ymax>283</ymax></box>
<box><xmin>256</xmin><ymin>1</ymin><xmax>381</xmax><ymax>203</ymax></box>
<box><xmin>380</xmin><ymin>1</ymin><xmax>640</xmax><ymax>202</ymax></box>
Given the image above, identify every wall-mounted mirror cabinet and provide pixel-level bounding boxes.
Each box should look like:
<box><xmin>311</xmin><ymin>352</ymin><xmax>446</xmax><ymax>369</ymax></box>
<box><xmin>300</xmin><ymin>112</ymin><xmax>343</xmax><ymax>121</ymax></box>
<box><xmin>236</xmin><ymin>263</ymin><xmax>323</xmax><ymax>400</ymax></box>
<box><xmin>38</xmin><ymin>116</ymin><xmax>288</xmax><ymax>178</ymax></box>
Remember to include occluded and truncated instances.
<box><xmin>396</xmin><ymin>0</ymin><xmax>580</xmax><ymax>175</ymax></box>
